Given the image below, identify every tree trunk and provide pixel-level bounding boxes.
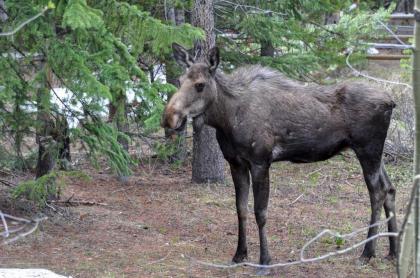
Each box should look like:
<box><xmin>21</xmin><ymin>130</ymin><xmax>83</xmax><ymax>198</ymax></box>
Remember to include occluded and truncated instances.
<box><xmin>175</xmin><ymin>8</ymin><xmax>185</xmax><ymax>25</ymax></box>
<box><xmin>260</xmin><ymin>40</ymin><xmax>275</xmax><ymax>57</ymax></box>
<box><xmin>164</xmin><ymin>5</ymin><xmax>187</xmax><ymax>163</ymax></box>
<box><xmin>36</xmin><ymin>69</ymin><xmax>56</xmax><ymax>180</ymax></box>
<box><xmin>395</xmin><ymin>0</ymin><xmax>414</xmax><ymax>13</ymax></box>
<box><xmin>0</xmin><ymin>0</ymin><xmax>8</xmax><ymax>23</ymax></box>
<box><xmin>14</xmin><ymin>92</ymin><xmax>26</xmax><ymax>170</ymax></box>
<box><xmin>57</xmin><ymin>113</ymin><xmax>71</xmax><ymax>170</ymax></box>
<box><xmin>108</xmin><ymin>91</ymin><xmax>129</xmax><ymax>152</ymax></box>
<box><xmin>191</xmin><ymin>0</ymin><xmax>225</xmax><ymax>183</ymax></box>
<box><xmin>260</xmin><ymin>12</ymin><xmax>274</xmax><ymax>58</ymax></box>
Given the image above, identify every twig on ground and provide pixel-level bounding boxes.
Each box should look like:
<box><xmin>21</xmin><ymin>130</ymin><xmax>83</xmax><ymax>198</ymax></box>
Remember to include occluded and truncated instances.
<box><xmin>0</xmin><ymin>211</ymin><xmax>9</xmax><ymax>237</ymax></box>
<box><xmin>185</xmin><ymin>214</ymin><xmax>397</xmax><ymax>269</ymax></box>
<box><xmin>49</xmin><ymin>199</ymin><xmax>108</xmax><ymax>207</ymax></box>
<box><xmin>147</xmin><ymin>251</ymin><xmax>172</xmax><ymax>265</ymax></box>
<box><xmin>111</xmin><ymin>185</ymin><xmax>135</xmax><ymax>194</ymax></box>
<box><xmin>0</xmin><ymin>179</ymin><xmax>16</xmax><ymax>187</ymax></box>
<box><xmin>288</xmin><ymin>194</ymin><xmax>304</xmax><ymax>206</ymax></box>
<box><xmin>3</xmin><ymin>216</ymin><xmax>47</xmax><ymax>244</ymax></box>
<box><xmin>1</xmin><ymin>211</ymin><xmax>47</xmax><ymax>244</ymax></box>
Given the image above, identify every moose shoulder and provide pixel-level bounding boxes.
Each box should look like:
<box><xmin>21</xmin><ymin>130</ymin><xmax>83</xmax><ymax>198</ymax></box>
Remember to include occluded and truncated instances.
<box><xmin>162</xmin><ymin>43</ymin><xmax>397</xmax><ymax>268</ymax></box>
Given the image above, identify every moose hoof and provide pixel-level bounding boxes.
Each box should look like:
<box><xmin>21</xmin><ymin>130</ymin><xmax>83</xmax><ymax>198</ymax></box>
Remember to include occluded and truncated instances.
<box><xmin>255</xmin><ymin>256</ymin><xmax>271</xmax><ymax>276</ymax></box>
<box><xmin>384</xmin><ymin>253</ymin><xmax>397</xmax><ymax>262</ymax></box>
<box><xmin>358</xmin><ymin>254</ymin><xmax>375</xmax><ymax>266</ymax></box>
<box><xmin>232</xmin><ymin>251</ymin><xmax>248</xmax><ymax>263</ymax></box>
<box><xmin>256</xmin><ymin>266</ymin><xmax>270</xmax><ymax>276</ymax></box>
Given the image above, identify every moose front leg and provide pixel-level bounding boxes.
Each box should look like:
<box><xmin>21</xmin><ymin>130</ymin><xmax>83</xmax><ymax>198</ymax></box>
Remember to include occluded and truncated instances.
<box><xmin>229</xmin><ymin>162</ymin><xmax>251</xmax><ymax>263</ymax></box>
<box><xmin>250</xmin><ymin>163</ymin><xmax>271</xmax><ymax>266</ymax></box>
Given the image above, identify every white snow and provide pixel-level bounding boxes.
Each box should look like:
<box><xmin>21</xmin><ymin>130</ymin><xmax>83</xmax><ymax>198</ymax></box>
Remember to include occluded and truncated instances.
<box><xmin>0</xmin><ymin>269</ymin><xmax>70</xmax><ymax>278</ymax></box>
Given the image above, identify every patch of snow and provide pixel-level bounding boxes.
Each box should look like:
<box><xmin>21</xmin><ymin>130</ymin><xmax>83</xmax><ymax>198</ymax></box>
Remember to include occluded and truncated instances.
<box><xmin>0</xmin><ymin>269</ymin><xmax>70</xmax><ymax>278</ymax></box>
<box><xmin>367</xmin><ymin>47</ymin><xmax>379</xmax><ymax>55</ymax></box>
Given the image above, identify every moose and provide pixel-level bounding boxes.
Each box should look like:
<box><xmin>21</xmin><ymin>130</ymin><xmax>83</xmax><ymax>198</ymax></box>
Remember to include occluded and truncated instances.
<box><xmin>162</xmin><ymin>43</ymin><xmax>397</xmax><ymax>268</ymax></box>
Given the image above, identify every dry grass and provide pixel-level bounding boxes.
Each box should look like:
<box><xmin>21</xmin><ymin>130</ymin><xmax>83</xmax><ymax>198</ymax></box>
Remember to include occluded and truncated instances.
<box><xmin>0</xmin><ymin>150</ymin><xmax>412</xmax><ymax>277</ymax></box>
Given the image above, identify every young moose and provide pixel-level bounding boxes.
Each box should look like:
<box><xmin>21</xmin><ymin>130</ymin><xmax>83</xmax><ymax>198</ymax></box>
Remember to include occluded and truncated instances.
<box><xmin>162</xmin><ymin>43</ymin><xmax>397</xmax><ymax>267</ymax></box>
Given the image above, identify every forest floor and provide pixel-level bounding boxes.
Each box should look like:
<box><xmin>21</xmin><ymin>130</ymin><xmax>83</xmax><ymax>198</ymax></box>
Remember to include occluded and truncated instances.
<box><xmin>0</xmin><ymin>150</ymin><xmax>413</xmax><ymax>278</ymax></box>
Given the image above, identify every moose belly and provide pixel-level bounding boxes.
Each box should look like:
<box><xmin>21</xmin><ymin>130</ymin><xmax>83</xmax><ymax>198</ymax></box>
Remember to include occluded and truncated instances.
<box><xmin>271</xmin><ymin>137</ymin><xmax>349</xmax><ymax>163</ymax></box>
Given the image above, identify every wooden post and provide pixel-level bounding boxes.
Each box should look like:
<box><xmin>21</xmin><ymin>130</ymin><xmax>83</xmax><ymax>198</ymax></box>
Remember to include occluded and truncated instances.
<box><xmin>414</xmin><ymin>1</ymin><xmax>420</xmax><ymax>275</ymax></box>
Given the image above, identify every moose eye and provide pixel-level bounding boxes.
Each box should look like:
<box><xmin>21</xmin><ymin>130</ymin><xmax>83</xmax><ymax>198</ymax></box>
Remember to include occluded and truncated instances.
<box><xmin>195</xmin><ymin>83</ymin><xmax>205</xmax><ymax>93</ymax></box>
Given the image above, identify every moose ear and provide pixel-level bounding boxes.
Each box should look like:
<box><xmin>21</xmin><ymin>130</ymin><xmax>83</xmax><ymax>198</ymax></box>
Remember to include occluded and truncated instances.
<box><xmin>208</xmin><ymin>47</ymin><xmax>220</xmax><ymax>74</ymax></box>
<box><xmin>172</xmin><ymin>43</ymin><xmax>194</xmax><ymax>68</ymax></box>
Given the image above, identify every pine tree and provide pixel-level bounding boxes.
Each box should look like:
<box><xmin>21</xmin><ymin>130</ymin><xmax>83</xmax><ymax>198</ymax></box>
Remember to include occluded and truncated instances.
<box><xmin>0</xmin><ymin>0</ymin><xmax>203</xmax><ymax>203</ymax></box>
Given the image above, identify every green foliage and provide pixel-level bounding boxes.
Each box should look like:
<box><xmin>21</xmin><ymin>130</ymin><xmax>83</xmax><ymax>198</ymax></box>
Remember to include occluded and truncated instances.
<box><xmin>334</xmin><ymin>236</ymin><xmax>345</xmax><ymax>248</ymax></box>
<box><xmin>12</xmin><ymin>171</ymin><xmax>62</xmax><ymax>207</ymax></box>
<box><xmin>136</xmin><ymin>82</ymin><xmax>176</xmax><ymax>133</ymax></box>
<box><xmin>153</xmin><ymin>136</ymin><xmax>182</xmax><ymax>162</ymax></box>
<box><xmin>74</xmin><ymin>121</ymin><xmax>135</xmax><ymax>176</ymax></box>
<box><xmin>63</xmin><ymin>0</ymin><xmax>104</xmax><ymax>30</ymax></box>
<box><xmin>217</xmin><ymin>1</ymin><xmax>391</xmax><ymax>79</ymax></box>
<box><xmin>0</xmin><ymin>0</ymin><xmax>203</xmax><ymax>176</ymax></box>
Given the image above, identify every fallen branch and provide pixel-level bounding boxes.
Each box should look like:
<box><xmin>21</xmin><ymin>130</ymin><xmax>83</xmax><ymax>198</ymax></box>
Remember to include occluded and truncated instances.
<box><xmin>288</xmin><ymin>193</ymin><xmax>304</xmax><ymax>206</ymax></box>
<box><xmin>0</xmin><ymin>179</ymin><xmax>16</xmax><ymax>187</ymax></box>
<box><xmin>49</xmin><ymin>199</ymin><xmax>108</xmax><ymax>207</ymax></box>
<box><xmin>0</xmin><ymin>211</ymin><xmax>47</xmax><ymax>244</ymax></box>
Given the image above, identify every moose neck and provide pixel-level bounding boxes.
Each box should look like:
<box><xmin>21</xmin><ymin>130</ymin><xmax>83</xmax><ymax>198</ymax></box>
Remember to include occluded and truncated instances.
<box><xmin>203</xmin><ymin>71</ymin><xmax>238</xmax><ymax>133</ymax></box>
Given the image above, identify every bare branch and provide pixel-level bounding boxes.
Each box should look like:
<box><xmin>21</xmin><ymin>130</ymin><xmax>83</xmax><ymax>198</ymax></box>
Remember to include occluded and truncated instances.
<box><xmin>0</xmin><ymin>7</ymin><xmax>49</xmax><ymax>37</ymax></box>
<box><xmin>185</xmin><ymin>214</ymin><xmax>397</xmax><ymax>269</ymax></box>
<box><xmin>346</xmin><ymin>48</ymin><xmax>412</xmax><ymax>88</ymax></box>
<box><xmin>0</xmin><ymin>211</ymin><xmax>47</xmax><ymax>244</ymax></box>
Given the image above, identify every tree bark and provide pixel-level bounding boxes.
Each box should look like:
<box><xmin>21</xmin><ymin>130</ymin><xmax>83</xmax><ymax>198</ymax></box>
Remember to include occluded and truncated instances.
<box><xmin>164</xmin><ymin>5</ymin><xmax>188</xmax><ymax>163</ymax></box>
<box><xmin>0</xmin><ymin>0</ymin><xmax>8</xmax><ymax>23</ymax></box>
<box><xmin>36</xmin><ymin>69</ymin><xmax>56</xmax><ymax>180</ymax></box>
<box><xmin>108</xmin><ymin>91</ymin><xmax>129</xmax><ymax>153</ymax></box>
<box><xmin>260</xmin><ymin>40</ymin><xmax>275</xmax><ymax>57</ymax></box>
<box><xmin>395</xmin><ymin>0</ymin><xmax>414</xmax><ymax>13</ymax></box>
<box><xmin>57</xmin><ymin>113</ymin><xmax>71</xmax><ymax>170</ymax></box>
<box><xmin>14</xmin><ymin>92</ymin><xmax>26</xmax><ymax>170</ymax></box>
<box><xmin>191</xmin><ymin>0</ymin><xmax>225</xmax><ymax>183</ymax></box>
<box><xmin>175</xmin><ymin>8</ymin><xmax>185</xmax><ymax>25</ymax></box>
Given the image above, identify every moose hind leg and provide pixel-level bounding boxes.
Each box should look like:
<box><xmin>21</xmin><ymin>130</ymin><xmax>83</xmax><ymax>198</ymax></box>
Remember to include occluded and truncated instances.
<box><xmin>230</xmin><ymin>162</ymin><xmax>251</xmax><ymax>263</ymax></box>
<box><xmin>381</xmin><ymin>165</ymin><xmax>398</xmax><ymax>258</ymax></box>
<box><xmin>354</xmin><ymin>146</ymin><xmax>388</xmax><ymax>261</ymax></box>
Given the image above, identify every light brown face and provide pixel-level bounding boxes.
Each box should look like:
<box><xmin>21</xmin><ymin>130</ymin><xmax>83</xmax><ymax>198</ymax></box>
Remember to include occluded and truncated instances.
<box><xmin>161</xmin><ymin>43</ymin><xmax>220</xmax><ymax>130</ymax></box>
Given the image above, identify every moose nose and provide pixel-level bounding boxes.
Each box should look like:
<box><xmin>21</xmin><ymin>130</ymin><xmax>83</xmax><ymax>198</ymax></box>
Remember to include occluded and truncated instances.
<box><xmin>161</xmin><ymin>105</ymin><xmax>182</xmax><ymax>130</ymax></box>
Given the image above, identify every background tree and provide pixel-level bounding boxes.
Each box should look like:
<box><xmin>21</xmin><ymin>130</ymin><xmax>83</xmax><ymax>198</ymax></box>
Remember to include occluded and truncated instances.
<box><xmin>191</xmin><ymin>0</ymin><xmax>225</xmax><ymax>183</ymax></box>
<box><xmin>0</xmin><ymin>0</ymin><xmax>203</xmax><ymax>204</ymax></box>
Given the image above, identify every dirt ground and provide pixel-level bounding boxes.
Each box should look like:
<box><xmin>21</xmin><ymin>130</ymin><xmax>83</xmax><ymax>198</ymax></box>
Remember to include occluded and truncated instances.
<box><xmin>0</xmin><ymin>150</ymin><xmax>413</xmax><ymax>278</ymax></box>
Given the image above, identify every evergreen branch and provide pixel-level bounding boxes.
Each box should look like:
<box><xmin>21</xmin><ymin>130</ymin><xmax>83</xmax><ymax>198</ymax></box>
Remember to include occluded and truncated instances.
<box><xmin>0</xmin><ymin>7</ymin><xmax>49</xmax><ymax>37</ymax></box>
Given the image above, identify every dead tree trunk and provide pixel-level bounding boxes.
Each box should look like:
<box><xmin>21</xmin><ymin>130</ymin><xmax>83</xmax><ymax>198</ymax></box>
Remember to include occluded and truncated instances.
<box><xmin>191</xmin><ymin>0</ymin><xmax>225</xmax><ymax>183</ymax></box>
